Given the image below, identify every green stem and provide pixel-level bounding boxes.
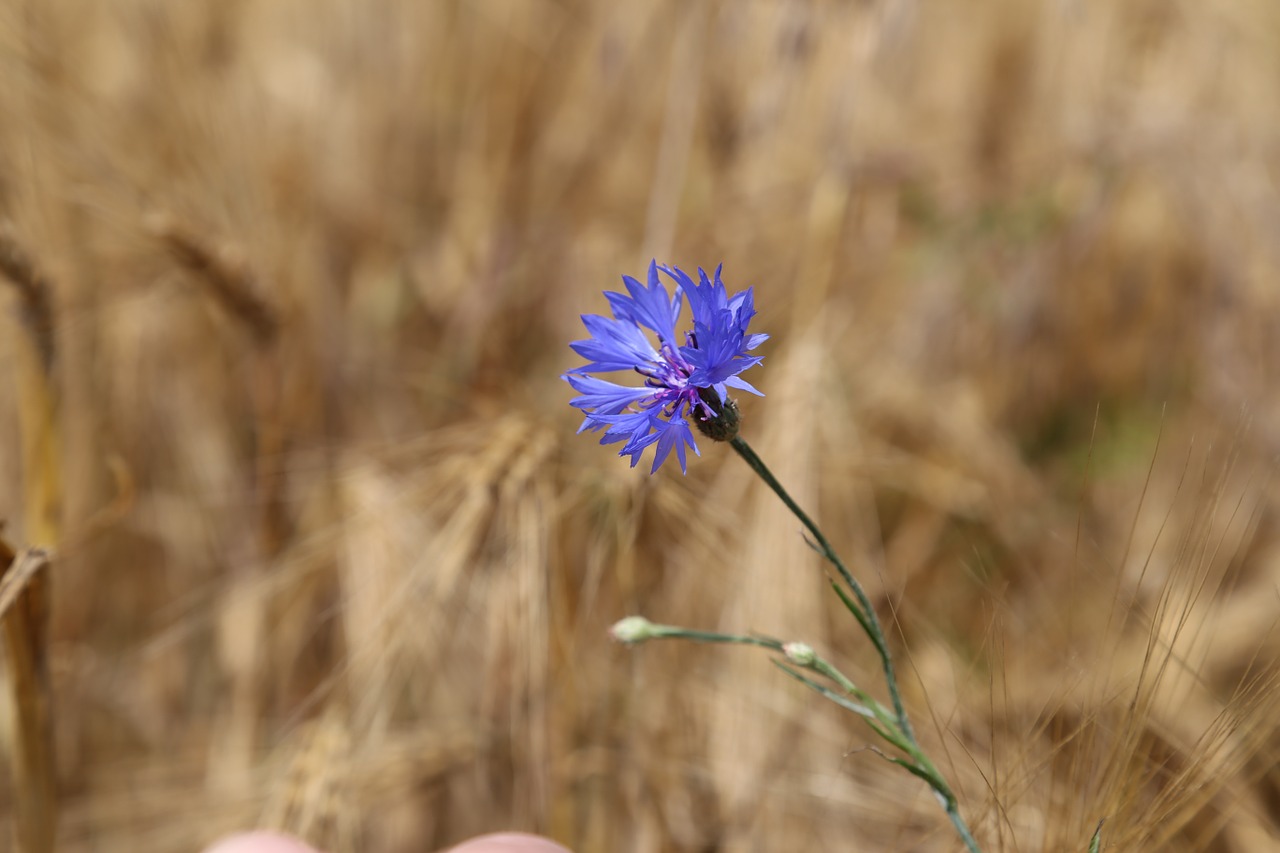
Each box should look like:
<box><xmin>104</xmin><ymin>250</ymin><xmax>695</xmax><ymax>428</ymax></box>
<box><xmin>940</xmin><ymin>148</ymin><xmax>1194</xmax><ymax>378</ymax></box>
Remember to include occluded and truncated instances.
<box><xmin>949</xmin><ymin>802</ymin><xmax>982</xmax><ymax>853</ymax></box>
<box><xmin>644</xmin><ymin>624</ymin><xmax>784</xmax><ymax>652</ymax></box>
<box><xmin>728</xmin><ymin>435</ymin><xmax>981</xmax><ymax>853</ymax></box>
<box><xmin>728</xmin><ymin>436</ymin><xmax>912</xmax><ymax>739</ymax></box>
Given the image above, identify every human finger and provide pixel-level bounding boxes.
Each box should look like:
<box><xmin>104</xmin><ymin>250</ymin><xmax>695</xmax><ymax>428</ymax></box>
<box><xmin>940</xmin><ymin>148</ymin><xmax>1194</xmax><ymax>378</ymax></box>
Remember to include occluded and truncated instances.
<box><xmin>445</xmin><ymin>833</ymin><xmax>571</xmax><ymax>853</ymax></box>
<box><xmin>201</xmin><ymin>831</ymin><xmax>322</xmax><ymax>853</ymax></box>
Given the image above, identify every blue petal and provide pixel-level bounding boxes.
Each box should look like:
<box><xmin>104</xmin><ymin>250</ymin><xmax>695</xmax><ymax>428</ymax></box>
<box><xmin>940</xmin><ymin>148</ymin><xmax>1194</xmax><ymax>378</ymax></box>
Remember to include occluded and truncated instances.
<box><xmin>649</xmin><ymin>413</ymin><xmax>699</xmax><ymax>475</ymax></box>
<box><xmin>613</xmin><ymin>261</ymin><xmax>680</xmax><ymax>345</ymax></box>
<box><xmin>723</xmin><ymin>374</ymin><xmax>763</xmax><ymax>396</ymax></box>
<box><xmin>594</xmin><ymin>411</ymin><xmax>660</xmax><ymax>467</ymax></box>
<box><xmin>681</xmin><ymin>320</ymin><xmax>757</xmax><ymax>387</ymax></box>
<box><xmin>659</xmin><ymin>264</ymin><xmax>698</xmax><ymax>309</ymax></box>
<box><xmin>661</xmin><ymin>264</ymin><xmax>724</xmax><ymax>332</ymax></box>
<box><xmin>728</xmin><ymin>286</ymin><xmax>756</xmax><ymax>327</ymax></box>
<box><xmin>603</xmin><ymin>290</ymin><xmax>638</xmax><ymax>324</ymax></box>
<box><xmin>568</xmin><ymin>314</ymin><xmax>659</xmax><ymax>373</ymax></box>
<box><xmin>564</xmin><ymin>374</ymin><xmax>656</xmax><ymax>419</ymax></box>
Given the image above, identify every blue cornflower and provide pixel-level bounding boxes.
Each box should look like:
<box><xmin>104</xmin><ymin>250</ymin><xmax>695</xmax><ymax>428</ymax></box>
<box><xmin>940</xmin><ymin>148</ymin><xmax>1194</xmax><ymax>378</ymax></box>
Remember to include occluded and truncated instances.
<box><xmin>563</xmin><ymin>261</ymin><xmax>768</xmax><ymax>474</ymax></box>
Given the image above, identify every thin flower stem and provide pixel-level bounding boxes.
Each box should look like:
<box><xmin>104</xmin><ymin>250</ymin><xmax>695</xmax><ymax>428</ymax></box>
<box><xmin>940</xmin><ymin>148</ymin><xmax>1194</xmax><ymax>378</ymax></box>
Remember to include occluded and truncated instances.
<box><xmin>949</xmin><ymin>802</ymin><xmax>982</xmax><ymax>853</ymax></box>
<box><xmin>645</xmin><ymin>625</ymin><xmax>784</xmax><ymax>652</ymax></box>
<box><xmin>728</xmin><ymin>436</ymin><xmax>911</xmax><ymax>738</ymax></box>
<box><xmin>728</xmin><ymin>435</ymin><xmax>980</xmax><ymax>853</ymax></box>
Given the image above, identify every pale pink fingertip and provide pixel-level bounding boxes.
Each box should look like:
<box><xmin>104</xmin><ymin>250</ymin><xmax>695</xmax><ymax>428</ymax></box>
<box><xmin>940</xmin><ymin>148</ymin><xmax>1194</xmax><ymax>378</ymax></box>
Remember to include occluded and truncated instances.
<box><xmin>202</xmin><ymin>831</ymin><xmax>323</xmax><ymax>853</ymax></box>
<box><xmin>446</xmin><ymin>833</ymin><xmax>572</xmax><ymax>853</ymax></box>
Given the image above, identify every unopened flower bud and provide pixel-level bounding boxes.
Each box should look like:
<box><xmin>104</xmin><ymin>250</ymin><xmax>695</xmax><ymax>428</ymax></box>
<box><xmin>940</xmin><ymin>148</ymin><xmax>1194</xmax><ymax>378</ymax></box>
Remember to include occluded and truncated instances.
<box><xmin>783</xmin><ymin>642</ymin><xmax>816</xmax><ymax>666</ymax></box>
<box><xmin>610</xmin><ymin>616</ymin><xmax>658</xmax><ymax>645</ymax></box>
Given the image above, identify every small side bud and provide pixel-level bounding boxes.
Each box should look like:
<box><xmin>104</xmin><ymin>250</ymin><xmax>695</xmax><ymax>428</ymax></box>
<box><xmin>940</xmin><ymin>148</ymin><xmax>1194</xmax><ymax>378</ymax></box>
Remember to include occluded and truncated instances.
<box><xmin>610</xmin><ymin>616</ymin><xmax>658</xmax><ymax>645</ymax></box>
<box><xmin>694</xmin><ymin>386</ymin><xmax>741</xmax><ymax>442</ymax></box>
<box><xmin>783</xmin><ymin>642</ymin><xmax>816</xmax><ymax>666</ymax></box>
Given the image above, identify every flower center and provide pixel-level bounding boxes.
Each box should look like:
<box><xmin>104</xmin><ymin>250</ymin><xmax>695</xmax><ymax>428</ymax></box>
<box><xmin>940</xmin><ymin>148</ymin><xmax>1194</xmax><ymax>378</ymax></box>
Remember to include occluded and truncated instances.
<box><xmin>630</xmin><ymin>342</ymin><xmax>720</xmax><ymax>421</ymax></box>
<box><xmin>635</xmin><ymin>342</ymin><xmax>692</xmax><ymax>392</ymax></box>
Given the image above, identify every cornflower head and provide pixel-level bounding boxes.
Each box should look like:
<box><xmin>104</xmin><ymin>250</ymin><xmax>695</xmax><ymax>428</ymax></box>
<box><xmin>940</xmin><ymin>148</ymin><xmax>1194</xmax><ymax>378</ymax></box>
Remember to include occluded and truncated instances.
<box><xmin>562</xmin><ymin>261</ymin><xmax>768</xmax><ymax>474</ymax></box>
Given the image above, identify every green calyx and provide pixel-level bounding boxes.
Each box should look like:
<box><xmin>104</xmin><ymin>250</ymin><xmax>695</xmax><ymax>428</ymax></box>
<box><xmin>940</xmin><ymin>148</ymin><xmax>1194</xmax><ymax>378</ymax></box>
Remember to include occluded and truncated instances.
<box><xmin>695</xmin><ymin>386</ymin><xmax>741</xmax><ymax>442</ymax></box>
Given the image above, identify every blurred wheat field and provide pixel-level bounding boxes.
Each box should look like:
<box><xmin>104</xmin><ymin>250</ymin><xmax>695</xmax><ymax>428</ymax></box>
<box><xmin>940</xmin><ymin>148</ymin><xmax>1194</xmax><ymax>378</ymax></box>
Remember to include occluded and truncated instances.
<box><xmin>1</xmin><ymin>0</ymin><xmax>1280</xmax><ymax>851</ymax></box>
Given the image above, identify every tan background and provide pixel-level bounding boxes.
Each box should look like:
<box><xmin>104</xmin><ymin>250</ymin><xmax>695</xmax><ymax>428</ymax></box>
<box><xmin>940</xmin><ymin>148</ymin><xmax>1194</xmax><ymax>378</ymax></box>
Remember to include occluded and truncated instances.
<box><xmin>1</xmin><ymin>1</ymin><xmax>1279</xmax><ymax>850</ymax></box>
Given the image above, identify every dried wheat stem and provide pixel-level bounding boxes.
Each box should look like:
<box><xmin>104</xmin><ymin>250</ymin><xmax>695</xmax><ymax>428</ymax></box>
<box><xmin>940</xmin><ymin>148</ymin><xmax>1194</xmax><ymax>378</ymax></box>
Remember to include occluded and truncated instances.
<box><xmin>0</xmin><ymin>539</ymin><xmax>56</xmax><ymax>853</ymax></box>
<box><xmin>0</xmin><ymin>547</ymin><xmax>51</xmax><ymax>621</ymax></box>
<box><xmin>0</xmin><ymin>226</ymin><xmax>60</xmax><ymax>853</ymax></box>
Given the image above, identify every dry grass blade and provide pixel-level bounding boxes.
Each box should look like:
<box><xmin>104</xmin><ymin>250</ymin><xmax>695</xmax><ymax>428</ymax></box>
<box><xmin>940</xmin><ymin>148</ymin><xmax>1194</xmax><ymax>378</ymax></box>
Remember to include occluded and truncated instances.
<box><xmin>0</xmin><ymin>539</ymin><xmax>56</xmax><ymax>853</ymax></box>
